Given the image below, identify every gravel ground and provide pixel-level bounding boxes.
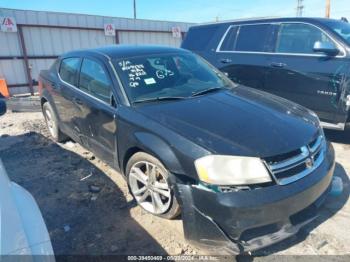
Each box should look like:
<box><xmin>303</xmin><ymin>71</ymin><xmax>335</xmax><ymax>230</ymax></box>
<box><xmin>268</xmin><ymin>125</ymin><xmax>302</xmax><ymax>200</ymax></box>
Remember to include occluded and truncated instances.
<box><xmin>0</xmin><ymin>110</ymin><xmax>349</xmax><ymax>260</ymax></box>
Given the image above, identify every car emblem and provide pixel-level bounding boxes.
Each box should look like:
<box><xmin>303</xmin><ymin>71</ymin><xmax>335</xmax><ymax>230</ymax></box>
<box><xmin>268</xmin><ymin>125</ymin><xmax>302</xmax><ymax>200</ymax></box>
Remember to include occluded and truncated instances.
<box><xmin>305</xmin><ymin>158</ymin><xmax>313</xmax><ymax>169</ymax></box>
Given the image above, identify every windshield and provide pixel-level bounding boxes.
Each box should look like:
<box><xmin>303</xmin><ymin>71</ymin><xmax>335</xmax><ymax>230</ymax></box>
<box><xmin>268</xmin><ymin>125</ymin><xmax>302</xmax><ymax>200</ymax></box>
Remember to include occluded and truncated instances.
<box><xmin>113</xmin><ymin>52</ymin><xmax>233</xmax><ymax>103</ymax></box>
<box><xmin>323</xmin><ymin>20</ymin><xmax>350</xmax><ymax>45</ymax></box>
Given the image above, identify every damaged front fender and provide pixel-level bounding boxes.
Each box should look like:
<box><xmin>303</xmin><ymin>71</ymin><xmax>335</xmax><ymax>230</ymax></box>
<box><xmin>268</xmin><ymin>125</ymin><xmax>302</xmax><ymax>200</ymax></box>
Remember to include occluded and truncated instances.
<box><xmin>176</xmin><ymin>184</ymin><xmax>242</xmax><ymax>255</ymax></box>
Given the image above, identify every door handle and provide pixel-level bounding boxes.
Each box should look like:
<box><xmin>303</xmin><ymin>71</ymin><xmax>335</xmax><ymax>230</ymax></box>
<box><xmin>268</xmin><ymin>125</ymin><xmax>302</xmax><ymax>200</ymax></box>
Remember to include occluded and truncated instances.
<box><xmin>50</xmin><ymin>82</ymin><xmax>58</xmax><ymax>89</ymax></box>
<box><xmin>73</xmin><ymin>97</ymin><xmax>83</xmax><ymax>106</ymax></box>
<box><xmin>270</xmin><ymin>62</ymin><xmax>287</xmax><ymax>68</ymax></box>
<box><xmin>220</xmin><ymin>58</ymin><xmax>232</xmax><ymax>64</ymax></box>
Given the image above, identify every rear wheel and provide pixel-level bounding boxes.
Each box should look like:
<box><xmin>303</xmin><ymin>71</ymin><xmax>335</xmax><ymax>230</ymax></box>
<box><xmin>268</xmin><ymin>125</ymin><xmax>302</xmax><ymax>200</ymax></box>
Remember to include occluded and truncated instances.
<box><xmin>42</xmin><ymin>102</ymin><xmax>68</xmax><ymax>142</ymax></box>
<box><xmin>126</xmin><ymin>152</ymin><xmax>181</xmax><ymax>219</ymax></box>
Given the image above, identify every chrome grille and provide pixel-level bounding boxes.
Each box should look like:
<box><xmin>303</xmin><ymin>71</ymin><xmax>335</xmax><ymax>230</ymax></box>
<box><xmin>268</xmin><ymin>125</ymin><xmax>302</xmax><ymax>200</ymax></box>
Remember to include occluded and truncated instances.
<box><xmin>264</xmin><ymin>135</ymin><xmax>326</xmax><ymax>185</ymax></box>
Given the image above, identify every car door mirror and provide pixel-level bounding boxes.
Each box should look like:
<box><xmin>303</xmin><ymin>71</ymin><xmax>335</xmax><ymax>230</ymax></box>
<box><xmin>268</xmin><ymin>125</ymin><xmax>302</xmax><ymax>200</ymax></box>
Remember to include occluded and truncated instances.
<box><xmin>313</xmin><ymin>41</ymin><xmax>339</xmax><ymax>56</ymax></box>
<box><xmin>0</xmin><ymin>99</ymin><xmax>7</xmax><ymax>116</ymax></box>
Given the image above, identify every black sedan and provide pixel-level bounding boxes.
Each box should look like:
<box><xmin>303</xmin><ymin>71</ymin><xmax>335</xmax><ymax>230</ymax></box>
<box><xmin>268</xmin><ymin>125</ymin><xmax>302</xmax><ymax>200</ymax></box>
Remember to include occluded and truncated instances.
<box><xmin>38</xmin><ymin>45</ymin><xmax>335</xmax><ymax>254</ymax></box>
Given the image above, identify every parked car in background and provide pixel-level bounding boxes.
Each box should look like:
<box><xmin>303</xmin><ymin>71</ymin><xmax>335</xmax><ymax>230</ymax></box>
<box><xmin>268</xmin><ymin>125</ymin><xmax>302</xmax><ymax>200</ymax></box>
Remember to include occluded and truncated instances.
<box><xmin>182</xmin><ymin>17</ymin><xmax>350</xmax><ymax>131</ymax></box>
<box><xmin>0</xmin><ymin>99</ymin><xmax>54</xmax><ymax>259</ymax></box>
<box><xmin>39</xmin><ymin>46</ymin><xmax>335</xmax><ymax>254</ymax></box>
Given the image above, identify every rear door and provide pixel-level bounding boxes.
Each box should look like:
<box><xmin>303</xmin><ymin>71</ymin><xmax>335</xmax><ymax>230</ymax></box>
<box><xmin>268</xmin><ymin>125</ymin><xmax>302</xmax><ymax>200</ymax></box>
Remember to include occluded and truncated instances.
<box><xmin>265</xmin><ymin>22</ymin><xmax>347</xmax><ymax>125</ymax></box>
<box><xmin>55</xmin><ymin>57</ymin><xmax>85</xmax><ymax>142</ymax></box>
<box><xmin>77</xmin><ymin>57</ymin><xmax>118</xmax><ymax>166</ymax></box>
<box><xmin>215</xmin><ymin>23</ymin><xmax>277</xmax><ymax>90</ymax></box>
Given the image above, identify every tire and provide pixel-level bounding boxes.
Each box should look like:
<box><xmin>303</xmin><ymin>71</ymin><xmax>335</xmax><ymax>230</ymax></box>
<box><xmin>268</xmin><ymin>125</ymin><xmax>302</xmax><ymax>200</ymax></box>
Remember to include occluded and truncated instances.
<box><xmin>42</xmin><ymin>102</ymin><xmax>68</xmax><ymax>142</ymax></box>
<box><xmin>126</xmin><ymin>152</ymin><xmax>181</xmax><ymax>219</ymax></box>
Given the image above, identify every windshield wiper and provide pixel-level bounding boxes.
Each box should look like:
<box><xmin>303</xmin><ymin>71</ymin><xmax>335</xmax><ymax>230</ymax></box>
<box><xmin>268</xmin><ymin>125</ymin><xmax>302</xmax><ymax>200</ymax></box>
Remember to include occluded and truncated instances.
<box><xmin>191</xmin><ymin>86</ymin><xmax>224</xmax><ymax>97</ymax></box>
<box><xmin>133</xmin><ymin>96</ymin><xmax>187</xmax><ymax>104</ymax></box>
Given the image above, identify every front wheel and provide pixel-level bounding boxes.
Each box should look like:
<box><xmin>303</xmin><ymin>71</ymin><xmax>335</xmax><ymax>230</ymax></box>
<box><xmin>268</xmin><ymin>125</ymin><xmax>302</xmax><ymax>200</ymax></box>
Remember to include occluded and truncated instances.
<box><xmin>126</xmin><ymin>152</ymin><xmax>181</xmax><ymax>219</ymax></box>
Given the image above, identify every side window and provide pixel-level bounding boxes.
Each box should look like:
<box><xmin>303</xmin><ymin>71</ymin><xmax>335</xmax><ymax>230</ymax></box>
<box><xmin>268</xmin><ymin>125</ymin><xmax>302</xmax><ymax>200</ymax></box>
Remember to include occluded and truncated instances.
<box><xmin>59</xmin><ymin>58</ymin><xmax>80</xmax><ymax>86</ymax></box>
<box><xmin>79</xmin><ymin>58</ymin><xmax>112</xmax><ymax>104</ymax></box>
<box><xmin>276</xmin><ymin>23</ymin><xmax>334</xmax><ymax>54</ymax></box>
<box><xmin>235</xmin><ymin>24</ymin><xmax>272</xmax><ymax>52</ymax></box>
<box><xmin>220</xmin><ymin>26</ymin><xmax>238</xmax><ymax>51</ymax></box>
<box><xmin>182</xmin><ymin>25</ymin><xmax>219</xmax><ymax>51</ymax></box>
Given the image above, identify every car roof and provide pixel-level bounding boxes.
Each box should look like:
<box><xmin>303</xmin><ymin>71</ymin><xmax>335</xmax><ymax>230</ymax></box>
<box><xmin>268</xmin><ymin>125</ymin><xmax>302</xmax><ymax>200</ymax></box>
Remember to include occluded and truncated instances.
<box><xmin>63</xmin><ymin>45</ymin><xmax>190</xmax><ymax>60</ymax></box>
<box><xmin>192</xmin><ymin>17</ymin><xmax>343</xmax><ymax>28</ymax></box>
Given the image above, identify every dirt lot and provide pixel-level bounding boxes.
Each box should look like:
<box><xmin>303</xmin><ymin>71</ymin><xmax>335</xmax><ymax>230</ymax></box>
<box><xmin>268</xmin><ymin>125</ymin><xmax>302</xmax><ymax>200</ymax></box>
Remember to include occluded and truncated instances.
<box><xmin>0</xmin><ymin>108</ymin><xmax>350</xmax><ymax>259</ymax></box>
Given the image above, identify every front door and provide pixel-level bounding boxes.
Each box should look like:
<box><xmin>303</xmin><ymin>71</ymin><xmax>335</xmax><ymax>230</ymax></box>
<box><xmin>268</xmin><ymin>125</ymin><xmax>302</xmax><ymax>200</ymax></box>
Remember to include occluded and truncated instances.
<box><xmin>55</xmin><ymin>57</ymin><xmax>86</xmax><ymax>142</ymax></box>
<box><xmin>264</xmin><ymin>22</ymin><xmax>348</xmax><ymax>125</ymax></box>
<box><xmin>77</xmin><ymin>57</ymin><xmax>117</xmax><ymax>167</ymax></box>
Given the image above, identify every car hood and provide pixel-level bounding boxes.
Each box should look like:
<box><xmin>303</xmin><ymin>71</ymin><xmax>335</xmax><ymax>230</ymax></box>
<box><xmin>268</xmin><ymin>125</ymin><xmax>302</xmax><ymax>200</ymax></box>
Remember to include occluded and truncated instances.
<box><xmin>135</xmin><ymin>86</ymin><xmax>320</xmax><ymax>157</ymax></box>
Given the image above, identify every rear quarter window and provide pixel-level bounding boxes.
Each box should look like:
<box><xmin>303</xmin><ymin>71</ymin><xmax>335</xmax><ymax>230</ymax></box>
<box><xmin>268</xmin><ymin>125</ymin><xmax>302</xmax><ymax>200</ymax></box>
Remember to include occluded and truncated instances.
<box><xmin>182</xmin><ymin>25</ymin><xmax>219</xmax><ymax>51</ymax></box>
<box><xmin>49</xmin><ymin>59</ymin><xmax>59</xmax><ymax>72</ymax></box>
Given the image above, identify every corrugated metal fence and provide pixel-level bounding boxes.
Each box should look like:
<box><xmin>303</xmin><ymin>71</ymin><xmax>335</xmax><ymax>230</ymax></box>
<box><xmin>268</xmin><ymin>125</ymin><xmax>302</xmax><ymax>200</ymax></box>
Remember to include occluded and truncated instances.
<box><xmin>0</xmin><ymin>8</ymin><xmax>194</xmax><ymax>95</ymax></box>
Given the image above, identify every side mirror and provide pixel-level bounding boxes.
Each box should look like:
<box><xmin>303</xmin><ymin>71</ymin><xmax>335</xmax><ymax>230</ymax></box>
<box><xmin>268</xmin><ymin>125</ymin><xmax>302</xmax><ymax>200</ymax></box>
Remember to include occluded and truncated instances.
<box><xmin>313</xmin><ymin>41</ymin><xmax>339</xmax><ymax>56</ymax></box>
<box><xmin>0</xmin><ymin>99</ymin><xmax>7</xmax><ymax>116</ymax></box>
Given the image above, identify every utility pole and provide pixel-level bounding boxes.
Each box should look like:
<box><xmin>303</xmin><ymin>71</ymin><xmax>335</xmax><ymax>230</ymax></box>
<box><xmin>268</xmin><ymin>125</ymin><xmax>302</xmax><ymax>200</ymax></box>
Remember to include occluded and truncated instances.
<box><xmin>325</xmin><ymin>0</ymin><xmax>331</xmax><ymax>18</ymax></box>
<box><xmin>133</xmin><ymin>0</ymin><xmax>137</xmax><ymax>19</ymax></box>
<box><xmin>296</xmin><ymin>0</ymin><xmax>304</xmax><ymax>17</ymax></box>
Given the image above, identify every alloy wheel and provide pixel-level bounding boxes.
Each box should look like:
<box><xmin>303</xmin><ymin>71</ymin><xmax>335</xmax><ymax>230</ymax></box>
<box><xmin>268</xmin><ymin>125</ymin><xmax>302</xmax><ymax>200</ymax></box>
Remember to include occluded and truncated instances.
<box><xmin>44</xmin><ymin>108</ymin><xmax>55</xmax><ymax>137</ymax></box>
<box><xmin>129</xmin><ymin>161</ymin><xmax>172</xmax><ymax>215</ymax></box>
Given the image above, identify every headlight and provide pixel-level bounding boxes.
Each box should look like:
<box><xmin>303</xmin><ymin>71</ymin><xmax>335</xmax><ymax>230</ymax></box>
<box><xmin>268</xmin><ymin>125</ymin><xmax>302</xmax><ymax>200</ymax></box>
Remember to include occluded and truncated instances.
<box><xmin>194</xmin><ymin>155</ymin><xmax>272</xmax><ymax>186</ymax></box>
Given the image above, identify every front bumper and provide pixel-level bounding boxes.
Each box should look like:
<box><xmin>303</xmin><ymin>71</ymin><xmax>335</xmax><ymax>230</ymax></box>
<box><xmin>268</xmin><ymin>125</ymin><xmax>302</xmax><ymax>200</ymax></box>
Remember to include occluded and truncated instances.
<box><xmin>176</xmin><ymin>143</ymin><xmax>335</xmax><ymax>254</ymax></box>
